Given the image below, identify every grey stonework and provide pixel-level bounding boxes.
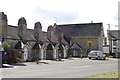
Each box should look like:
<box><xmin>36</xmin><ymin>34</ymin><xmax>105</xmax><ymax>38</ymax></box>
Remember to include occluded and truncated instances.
<box><xmin>34</xmin><ymin>22</ymin><xmax>42</xmax><ymax>41</ymax></box>
<box><xmin>0</xmin><ymin>12</ymin><xmax>104</xmax><ymax>62</ymax></box>
<box><xmin>18</xmin><ymin>17</ymin><xmax>27</xmax><ymax>42</ymax></box>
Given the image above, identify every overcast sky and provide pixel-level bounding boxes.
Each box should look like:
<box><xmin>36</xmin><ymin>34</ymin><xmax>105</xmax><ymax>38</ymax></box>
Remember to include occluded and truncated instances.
<box><xmin>0</xmin><ymin>0</ymin><xmax>119</xmax><ymax>36</ymax></box>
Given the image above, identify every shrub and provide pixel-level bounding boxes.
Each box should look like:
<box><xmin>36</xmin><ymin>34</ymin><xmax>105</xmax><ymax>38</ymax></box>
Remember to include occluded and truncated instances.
<box><xmin>1</xmin><ymin>41</ymin><xmax>11</xmax><ymax>52</ymax></box>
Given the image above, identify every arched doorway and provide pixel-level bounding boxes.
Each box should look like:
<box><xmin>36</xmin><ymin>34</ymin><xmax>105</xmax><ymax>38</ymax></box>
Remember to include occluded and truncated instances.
<box><xmin>23</xmin><ymin>47</ymin><xmax>28</xmax><ymax>61</ymax></box>
<box><xmin>69</xmin><ymin>43</ymin><xmax>82</xmax><ymax>57</ymax></box>
<box><xmin>46</xmin><ymin>44</ymin><xmax>54</xmax><ymax>60</ymax></box>
<box><xmin>14</xmin><ymin>41</ymin><xmax>29</xmax><ymax>61</ymax></box>
<box><xmin>32</xmin><ymin>43</ymin><xmax>40</xmax><ymax>61</ymax></box>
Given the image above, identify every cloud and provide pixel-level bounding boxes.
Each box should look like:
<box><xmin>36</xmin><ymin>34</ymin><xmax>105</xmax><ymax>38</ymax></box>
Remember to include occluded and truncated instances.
<box><xmin>34</xmin><ymin>8</ymin><xmax>79</xmax><ymax>23</ymax></box>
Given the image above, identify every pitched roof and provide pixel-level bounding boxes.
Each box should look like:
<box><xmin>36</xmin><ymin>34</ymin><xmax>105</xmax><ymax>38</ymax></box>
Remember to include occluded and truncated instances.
<box><xmin>26</xmin><ymin>41</ymin><xmax>36</xmax><ymax>49</ymax></box>
<box><xmin>7</xmin><ymin>25</ymin><xmax>48</xmax><ymax>42</ymax></box>
<box><xmin>27</xmin><ymin>29</ymin><xmax>36</xmax><ymax>41</ymax></box>
<box><xmin>7</xmin><ymin>25</ymin><xmax>20</xmax><ymax>40</ymax></box>
<box><xmin>57</xmin><ymin>23</ymin><xmax>103</xmax><ymax>38</ymax></box>
<box><xmin>7</xmin><ymin>39</ymin><xmax>18</xmax><ymax>47</ymax></box>
<box><xmin>42</xmin><ymin>31</ymin><xmax>49</xmax><ymax>43</ymax></box>
<box><xmin>70</xmin><ymin>42</ymin><xmax>82</xmax><ymax>49</ymax></box>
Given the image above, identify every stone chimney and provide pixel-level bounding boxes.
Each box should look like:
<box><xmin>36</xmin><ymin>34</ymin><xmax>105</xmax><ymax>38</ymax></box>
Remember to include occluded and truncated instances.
<box><xmin>34</xmin><ymin>22</ymin><xmax>42</xmax><ymax>41</ymax></box>
<box><xmin>57</xmin><ymin>28</ymin><xmax>63</xmax><ymax>43</ymax></box>
<box><xmin>18</xmin><ymin>17</ymin><xmax>27</xmax><ymax>42</ymax></box>
<box><xmin>0</xmin><ymin>12</ymin><xmax>8</xmax><ymax>40</ymax></box>
<box><xmin>47</xmin><ymin>25</ymin><xmax>55</xmax><ymax>42</ymax></box>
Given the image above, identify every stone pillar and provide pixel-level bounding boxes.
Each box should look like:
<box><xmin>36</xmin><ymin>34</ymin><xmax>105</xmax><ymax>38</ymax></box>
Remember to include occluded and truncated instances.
<box><xmin>40</xmin><ymin>48</ymin><xmax>44</xmax><ymax>60</ymax></box>
<box><xmin>0</xmin><ymin>12</ymin><xmax>8</xmax><ymax>41</ymax></box>
<box><xmin>53</xmin><ymin>49</ymin><xmax>57</xmax><ymax>60</ymax></box>
<box><xmin>44</xmin><ymin>47</ymin><xmax>47</xmax><ymax>60</ymax></box>
<box><xmin>64</xmin><ymin>49</ymin><xmax>66</xmax><ymax>58</ymax></box>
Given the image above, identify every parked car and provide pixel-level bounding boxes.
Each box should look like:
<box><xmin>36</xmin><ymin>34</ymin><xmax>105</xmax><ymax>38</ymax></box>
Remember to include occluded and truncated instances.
<box><xmin>88</xmin><ymin>50</ymin><xmax>106</xmax><ymax>60</ymax></box>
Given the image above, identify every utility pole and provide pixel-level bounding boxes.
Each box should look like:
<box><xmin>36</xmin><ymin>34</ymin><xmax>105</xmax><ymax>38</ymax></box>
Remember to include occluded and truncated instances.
<box><xmin>107</xmin><ymin>24</ymin><xmax>112</xmax><ymax>56</ymax></box>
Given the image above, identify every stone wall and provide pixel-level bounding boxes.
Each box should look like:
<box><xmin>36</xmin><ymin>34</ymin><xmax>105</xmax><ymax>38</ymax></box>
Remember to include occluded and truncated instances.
<box><xmin>18</xmin><ymin>17</ymin><xmax>27</xmax><ymax>42</ymax></box>
<box><xmin>71</xmin><ymin>37</ymin><xmax>99</xmax><ymax>57</ymax></box>
<box><xmin>0</xmin><ymin>12</ymin><xmax>8</xmax><ymax>40</ymax></box>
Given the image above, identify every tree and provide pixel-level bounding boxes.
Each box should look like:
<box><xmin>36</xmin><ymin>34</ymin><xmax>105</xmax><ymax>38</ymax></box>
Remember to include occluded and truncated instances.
<box><xmin>1</xmin><ymin>41</ymin><xmax>11</xmax><ymax>52</ymax></box>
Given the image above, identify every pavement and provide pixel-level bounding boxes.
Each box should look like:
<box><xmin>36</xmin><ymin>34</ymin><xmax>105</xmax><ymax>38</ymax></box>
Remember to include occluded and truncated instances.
<box><xmin>12</xmin><ymin>58</ymin><xmax>82</xmax><ymax>67</ymax></box>
<box><xmin>1</xmin><ymin>57</ymin><xmax>118</xmax><ymax>78</ymax></box>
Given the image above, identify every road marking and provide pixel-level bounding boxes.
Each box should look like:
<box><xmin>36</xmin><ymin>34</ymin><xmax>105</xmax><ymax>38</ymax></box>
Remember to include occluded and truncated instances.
<box><xmin>71</xmin><ymin>66</ymin><xmax>94</xmax><ymax>69</ymax></box>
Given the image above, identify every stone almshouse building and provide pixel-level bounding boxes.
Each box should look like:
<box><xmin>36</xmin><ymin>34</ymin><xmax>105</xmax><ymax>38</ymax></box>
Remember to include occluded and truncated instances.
<box><xmin>0</xmin><ymin>12</ymin><xmax>104</xmax><ymax>61</ymax></box>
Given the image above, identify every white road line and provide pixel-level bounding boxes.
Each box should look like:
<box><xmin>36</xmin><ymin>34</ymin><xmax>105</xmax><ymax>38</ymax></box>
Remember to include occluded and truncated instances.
<box><xmin>71</xmin><ymin>66</ymin><xmax>94</xmax><ymax>69</ymax></box>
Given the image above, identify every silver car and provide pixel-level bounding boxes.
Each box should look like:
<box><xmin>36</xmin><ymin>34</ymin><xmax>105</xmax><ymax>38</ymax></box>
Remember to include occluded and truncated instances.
<box><xmin>88</xmin><ymin>50</ymin><xmax>106</xmax><ymax>60</ymax></box>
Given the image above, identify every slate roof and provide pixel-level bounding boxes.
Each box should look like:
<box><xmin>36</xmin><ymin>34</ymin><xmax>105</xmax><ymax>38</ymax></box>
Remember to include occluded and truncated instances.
<box><xmin>57</xmin><ymin>23</ymin><xmax>103</xmax><ymax>38</ymax></box>
<box><xmin>26</xmin><ymin>41</ymin><xmax>36</xmax><ymax>49</ymax></box>
<box><xmin>7</xmin><ymin>25</ymin><xmax>20</xmax><ymax>40</ymax></box>
<box><xmin>7</xmin><ymin>25</ymin><xmax>48</xmax><ymax>42</ymax></box>
<box><xmin>27</xmin><ymin>29</ymin><xmax>36</xmax><ymax>41</ymax></box>
<box><xmin>7</xmin><ymin>39</ymin><xmax>18</xmax><ymax>47</ymax></box>
<box><xmin>108</xmin><ymin>30</ymin><xmax>120</xmax><ymax>40</ymax></box>
<box><xmin>42</xmin><ymin>31</ymin><xmax>49</xmax><ymax>43</ymax></box>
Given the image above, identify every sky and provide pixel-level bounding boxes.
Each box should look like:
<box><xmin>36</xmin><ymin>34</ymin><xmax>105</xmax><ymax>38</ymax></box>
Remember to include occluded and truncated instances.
<box><xmin>0</xmin><ymin>0</ymin><xmax>119</xmax><ymax>37</ymax></box>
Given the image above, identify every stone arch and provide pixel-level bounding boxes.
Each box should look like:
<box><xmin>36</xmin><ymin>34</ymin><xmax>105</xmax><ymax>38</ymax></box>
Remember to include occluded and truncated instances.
<box><xmin>46</xmin><ymin>44</ymin><xmax>54</xmax><ymax>60</ymax></box>
<box><xmin>14</xmin><ymin>41</ymin><xmax>29</xmax><ymax>61</ymax></box>
<box><xmin>69</xmin><ymin>43</ymin><xmax>83</xmax><ymax>57</ymax></box>
<box><xmin>32</xmin><ymin>43</ymin><xmax>41</xmax><ymax>61</ymax></box>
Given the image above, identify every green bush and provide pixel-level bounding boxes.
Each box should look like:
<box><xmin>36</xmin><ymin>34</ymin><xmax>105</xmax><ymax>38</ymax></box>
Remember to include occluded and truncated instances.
<box><xmin>1</xmin><ymin>41</ymin><xmax>11</xmax><ymax>52</ymax></box>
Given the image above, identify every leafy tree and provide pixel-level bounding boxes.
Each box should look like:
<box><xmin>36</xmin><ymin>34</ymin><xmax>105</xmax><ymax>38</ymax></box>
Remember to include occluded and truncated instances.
<box><xmin>1</xmin><ymin>41</ymin><xmax>11</xmax><ymax>52</ymax></box>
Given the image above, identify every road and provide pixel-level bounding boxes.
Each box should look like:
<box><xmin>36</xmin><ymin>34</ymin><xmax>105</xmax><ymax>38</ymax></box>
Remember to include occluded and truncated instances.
<box><xmin>2</xmin><ymin>58</ymin><xmax>118</xmax><ymax>78</ymax></box>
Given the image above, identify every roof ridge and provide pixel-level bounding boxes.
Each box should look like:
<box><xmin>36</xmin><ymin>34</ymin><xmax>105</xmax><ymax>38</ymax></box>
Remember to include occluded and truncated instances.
<box><xmin>8</xmin><ymin>25</ymin><xmax>18</xmax><ymax>28</ymax></box>
<box><xmin>57</xmin><ymin>22</ymin><xmax>102</xmax><ymax>26</ymax></box>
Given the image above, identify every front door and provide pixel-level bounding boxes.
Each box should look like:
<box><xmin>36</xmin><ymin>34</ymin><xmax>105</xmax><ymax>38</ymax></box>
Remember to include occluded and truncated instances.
<box><xmin>23</xmin><ymin>48</ymin><xmax>28</xmax><ymax>61</ymax></box>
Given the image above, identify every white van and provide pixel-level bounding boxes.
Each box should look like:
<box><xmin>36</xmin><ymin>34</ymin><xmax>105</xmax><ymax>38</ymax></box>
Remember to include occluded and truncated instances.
<box><xmin>88</xmin><ymin>50</ymin><xmax>106</xmax><ymax>60</ymax></box>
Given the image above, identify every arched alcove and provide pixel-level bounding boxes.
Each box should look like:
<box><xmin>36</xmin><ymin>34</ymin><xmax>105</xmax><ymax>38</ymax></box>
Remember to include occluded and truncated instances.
<box><xmin>46</xmin><ymin>44</ymin><xmax>54</xmax><ymax>60</ymax></box>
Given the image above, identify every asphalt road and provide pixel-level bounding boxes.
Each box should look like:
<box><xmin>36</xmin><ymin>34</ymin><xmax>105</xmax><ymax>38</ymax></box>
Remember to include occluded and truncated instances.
<box><xmin>2</xmin><ymin>58</ymin><xmax>118</xmax><ymax>78</ymax></box>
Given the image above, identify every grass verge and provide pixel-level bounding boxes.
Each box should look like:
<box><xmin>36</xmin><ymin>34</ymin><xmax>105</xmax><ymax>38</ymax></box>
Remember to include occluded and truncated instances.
<box><xmin>88</xmin><ymin>71</ymin><xmax>119</xmax><ymax>78</ymax></box>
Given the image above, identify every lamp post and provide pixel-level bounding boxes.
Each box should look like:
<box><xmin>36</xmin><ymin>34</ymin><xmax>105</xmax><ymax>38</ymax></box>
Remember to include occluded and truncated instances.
<box><xmin>107</xmin><ymin>24</ymin><xmax>112</xmax><ymax>55</ymax></box>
